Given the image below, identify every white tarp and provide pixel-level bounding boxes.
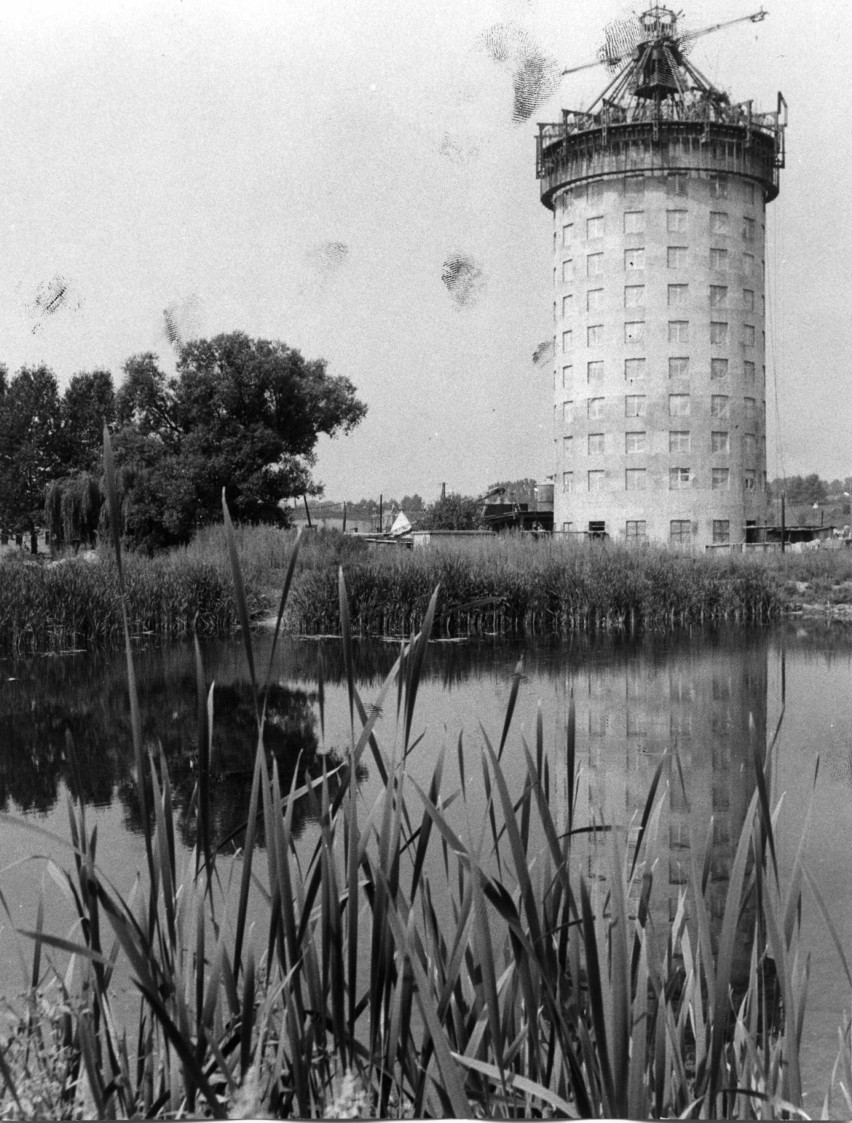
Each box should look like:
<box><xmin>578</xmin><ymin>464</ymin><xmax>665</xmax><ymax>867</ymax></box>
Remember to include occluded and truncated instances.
<box><xmin>389</xmin><ymin>511</ymin><xmax>412</xmax><ymax>537</ymax></box>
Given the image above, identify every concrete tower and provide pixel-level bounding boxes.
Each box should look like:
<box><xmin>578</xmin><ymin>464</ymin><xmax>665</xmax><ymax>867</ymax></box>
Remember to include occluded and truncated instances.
<box><xmin>537</xmin><ymin>6</ymin><xmax>786</xmax><ymax>550</ymax></box>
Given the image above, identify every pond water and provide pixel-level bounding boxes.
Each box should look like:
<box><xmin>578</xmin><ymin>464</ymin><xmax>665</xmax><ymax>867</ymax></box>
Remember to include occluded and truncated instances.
<box><xmin>1</xmin><ymin>621</ymin><xmax>851</xmax><ymax>1103</ymax></box>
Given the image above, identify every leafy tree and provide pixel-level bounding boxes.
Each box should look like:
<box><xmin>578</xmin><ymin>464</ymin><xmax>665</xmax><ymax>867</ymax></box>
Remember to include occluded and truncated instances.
<box><xmin>0</xmin><ymin>365</ymin><xmax>63</xmax><ymax>551</ymax></box>
<box><xmin>110</xmin><ymin>332</ymin><xmax>366</xmax><ymax>550</ymax></box>
<box><xmin>487</xmin><ymin>477</ymin><xmax>538</xmax><ymax>505</ymax></box>
<box><xmin>400</xmin><ymin>494</ymin><xmax>424</xmax><ymax>511</ymax></box>
<box><xmin>60</xmin><ymin>370</ymin><xmax>116</xmax><ymax>472</ymax></box>
<box><xmin>419</xmin><ymin>492</ymin><xmax>482</xmax><ymax>530</ymax></box>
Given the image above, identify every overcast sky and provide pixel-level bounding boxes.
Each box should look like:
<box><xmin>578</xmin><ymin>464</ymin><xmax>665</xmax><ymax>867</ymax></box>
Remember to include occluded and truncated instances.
<box><xmin>1</xmin><ymin>0</ymin><xmax>849</xmax><ymax>500</ymax></box>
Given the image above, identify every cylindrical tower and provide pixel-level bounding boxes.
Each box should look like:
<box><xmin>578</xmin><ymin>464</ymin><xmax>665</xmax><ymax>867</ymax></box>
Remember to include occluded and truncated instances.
<box><xmin>537</xmin><ymin>6</ymin><xmax>786</xmax><ymax>550</ymax></box>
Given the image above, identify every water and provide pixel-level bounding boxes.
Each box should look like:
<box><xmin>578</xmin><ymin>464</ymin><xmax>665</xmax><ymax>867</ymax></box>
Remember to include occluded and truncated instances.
<box><xmin>1</xmin><ymin>621</ymin><xmax>851</xmax><ymax>1102</ymax></box>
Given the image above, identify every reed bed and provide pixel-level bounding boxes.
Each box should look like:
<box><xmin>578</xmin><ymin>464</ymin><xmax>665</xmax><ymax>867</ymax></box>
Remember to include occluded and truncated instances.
<box><xmin>1</xmin><ymin>435</ymin><xmax>851</xmax><ymax>1119</ymax></box>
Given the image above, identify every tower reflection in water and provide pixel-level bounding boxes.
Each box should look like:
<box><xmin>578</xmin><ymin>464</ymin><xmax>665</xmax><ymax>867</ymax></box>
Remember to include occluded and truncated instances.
<box><xmin>564</xmin><ymin>636</ymin><xmax>768</xmax><ymax>987</ymax></box>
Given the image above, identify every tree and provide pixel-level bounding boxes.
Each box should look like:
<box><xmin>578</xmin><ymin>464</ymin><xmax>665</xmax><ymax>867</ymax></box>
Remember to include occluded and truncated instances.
<box><xmin>419</xmin><ymin>492</ymin><xmax>482</xmax><ymax>530</ymax></box>
<box><xmin>487</xmin><ymin>478</ymin><xmax>538</xmax><ymax>505</ymax></box>
<box><xmin>110</xmin><ymin>333</ymin><xmax>366</xmax><ymax>550</ymax></box>
<box><xmin>60</xmin><ymin>370</ymin><xmax>116</xmax><ymax>473</ymax></box>
<box><xmin>0</xmin><ymin>365</ymin><xmax>63</xmax><ymax>551</ymax></box>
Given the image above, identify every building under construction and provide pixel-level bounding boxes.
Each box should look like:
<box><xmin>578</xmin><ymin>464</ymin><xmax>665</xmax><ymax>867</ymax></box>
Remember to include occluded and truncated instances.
<box><xmin>537</xmin><ymin>6</ymin><xmax>786</xmax><ymax>549</ymax></box>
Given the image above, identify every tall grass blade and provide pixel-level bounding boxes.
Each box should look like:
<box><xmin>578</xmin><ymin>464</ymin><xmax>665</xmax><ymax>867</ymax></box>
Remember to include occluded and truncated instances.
<box><xmin>221</xmin><ymin>490</ymin><xmax>258</xmax><ymax>717</ymax></box>
<box><xmin>497</xmin><ymin>656</ymin><xmax>524</xmax><ymax>761</ymax></box>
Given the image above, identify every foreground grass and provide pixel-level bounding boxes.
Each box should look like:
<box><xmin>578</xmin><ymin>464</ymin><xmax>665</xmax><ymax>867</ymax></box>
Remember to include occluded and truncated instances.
<box><xmin>1</xmin><ymin>446</ymin><xmax>851</xmax><ymax>1118</ymax></box>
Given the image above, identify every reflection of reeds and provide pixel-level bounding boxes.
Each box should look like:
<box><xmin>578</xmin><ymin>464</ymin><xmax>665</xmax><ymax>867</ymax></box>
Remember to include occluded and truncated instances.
<box><xmin>1</xmin><ymin>435</ymin><xmax>850</xmax><ymax>1119</ymax></box>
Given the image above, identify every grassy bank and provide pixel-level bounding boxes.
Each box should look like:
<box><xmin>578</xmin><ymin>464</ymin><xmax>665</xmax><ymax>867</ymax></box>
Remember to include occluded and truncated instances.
<box><xmin>1</xmin><ymin>495</ymin><xmax>851</xmax><ymax>1119</ymax></box>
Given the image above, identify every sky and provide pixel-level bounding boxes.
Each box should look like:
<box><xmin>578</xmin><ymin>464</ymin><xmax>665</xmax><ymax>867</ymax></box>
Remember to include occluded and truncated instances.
<box><xmin>0</xmin><ymin>0</ymin><xmax>850</xmax><ymax>501</ymax></box>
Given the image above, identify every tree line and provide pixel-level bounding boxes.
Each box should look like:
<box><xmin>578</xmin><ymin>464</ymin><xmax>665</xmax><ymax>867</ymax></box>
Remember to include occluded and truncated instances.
<box><xmin>0</xmin><ymin>332</ymin><xmax>366</xmax><ymax>553</ymax></box>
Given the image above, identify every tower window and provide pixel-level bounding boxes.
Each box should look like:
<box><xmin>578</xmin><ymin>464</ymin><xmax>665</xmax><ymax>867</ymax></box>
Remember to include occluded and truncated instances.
<box><xmin>588</xmin><ymin>397</ymin><xmax>604</xmax><ymax>420</ymax></box>
<box><xmin>668</xmin><ymin>284</ymin><xmax>688</xmax><ymax>306</ymax></box>
<box><xmin>587</xmin><ymin>253</ymin><xmax>604</xmax><ymax>276</ymax></box>
<box><xmin>669</xmin><ymin>431</ymin><xmax>691</xmax><ymax>453</ymax></box>
<box><xmin>563</xmin><ymin>401</ymin><xmax>574</xmax><ymax>423</ymax></box>
<box><xmin>669</xmin><ymin>357</ymin><xmax>689</xmax><ymax>378</ymax></box>
<box><xmin>666</xmin><ymin>173</ymin><xmax>687</xmax><ymax>197</ymax></box>
<box><xmin>562</xmin><ymin>364</ymin><xmax>572</xmax><ymax>388</ymax></box>
<box><xmin>562</xmin><ymin>471</ymin><xmax>574</xmax><ymax>493</ymax></box>
<box><xmin>669</xmin><ymin>394</ymin><xmax>690</xmax><ymax>417</ymax></box>
<box><xmin>624</xmin><ymin>211</ymin><xmax>644</xmax><ymax>234</ymax></box>
<box><xmin>587</xmin><ymin>216</ymin><xmax>604</xmax><ymax>239</ymax></box>
<box><xmin>668</xmin><ymin>246</ymin><xmax>687</xmax><ymax>268</ymax></box>
<box><xmin>743</xmin><ymin>217</ymin><xmax>756</xmax><ymax>241</ymax></box>
<box><xmin>562</xmin><ymin>294</ymin><xmax>573</xmax><ymax>317</ymax></box>
<box><xmin>624</xmin><ymin>285</ymin><xmax>644</xmax><ymax>307</ymax></box>
<box><xmin>743</xmin><ymin>434</ymin><xmax>756</xmax><ymax>456</ymax></box>
<box><xmin>710</xmin><ymin>248</ymin><xmax>728</xmax><ymax>271</ymax></box>
<box><xmin>744</xmin><ymin>397</ymin><xmax>756</xmax><ymax>421</ymax></box>
<box><xmin>743</xmin><ymin>289</ymin><xmax>755</xmax><ymax>311</ymax></box>
<box><xmin>625</xmin><ymin>468</ymin><xmax>647</xmax><ymax>490</ymax></box>
<box><xmin>710</xmin><ymin>285</ymin><xmax>727</xmax><ymax>307</ymax></box>
<box><xmin>587</xmin><ymin>360</ymin><xmax>604</xmax><ymax>383</ymax></box>
<box><xmin>668</xmin><ymin>321</ymin><xmax>689</xmax><ymax>343</ymax></box>
<box><xmin>744</xmin><ymin>360</ymin><xmax>755</xmax><ymax>382</ymax></box>
<box><xmin>625</xmin><ymin>358</ymin><xmax>645</xmax><ymax>381</ymax></box>
<box><xmin>625</xmin><ymin>431</ymin><xmax>646</xmax><ymax>453</ymax></box>
<box><xmin>710</xmin><ymin>174</ymin><xmax>728</xmax><ymax>198</ymax></box>
<box><xmin>587</xmin><ymin>288</ymin><xmax>604</xmax><ymax>312</ymax></box>
<box><xmin>626</xmin><ymin>520</ymin><xmax>647</xmax><ymax>541</ymax></box>
<box><xmin>669</xmin><ymin>467</ymin><xmax>691</xmax><ymax>490</ymax></box>
<box><xmin>744</xmin><ymin>470</ymin><xmax>756</xmax><ymax>490</ymax></box>
<box><xmin>562</xmin><ymin>224</ymin><xmax>574</xmax><ymax>247</ymax></box>
<box><xmin>710</xmin><ymin>212</ymin><xmax>729</xmax><ymax>235</ymax></box>
<box><xmin>588</xmin><ymin>470</ymin><xmax>606</xmax><ymax>492</ymax></box>
<box><xmin>560</xmin><ymin>190</ymin><xmax>574</xmax><ymax>212</ymax></box>
<box><xmin>743</xmin><ymin>253</ymin><xmax>755</xmax><ymax>276</ymax></box>
<box><xmin>711</xmin><ymin>358</ymin><xmax>729</xmax><ymax>381</ymax></box>
<box><xmin>745</xmin><ymin>182</ymin><xmax>756</xmax><ymax>205</ymax></box>
<box><xmin>711</xmin><ymin>431</ymin><xmax>729</xmax><ymax>453</ymax></box>
<box><xmin>713</xmin><ymin>520</ymin><xmax>730</xmax><ymax>544</ymax></box>
<box><xmin>625</xmin><ymin>395</ymin><xmax>646</xmax><ymax>417</ymax></box>
<box><xmin>712</xmin><ymin>468</ymin><xmax>730</xmax><ymax>490</ymax></box>
<box><xmin>667</xmin><ymin>210</ymin><xmax>688</xmax><ymax>232</ymax></box>
<box><xmin>744</xmin><ymin>324</ymin><xmax>755</xmax><ymax>346</ymax></box>
<box><xmin>562</xmin><ymin>259</ymin><xmax>573</xmax><ymax>281</ymax></box>
<box><xmin>588</xmin><ymin>433</ymin><xmax>605</xmax><ymax>455</ymax></box>
<box><xmin>623</xmin><ymin>175</ymin><xmax>645</xmax><ymax>197</ymax></box>
<box><xmin>562</xmin><ymin>330</ymin><xmax>573</xmax><ymax>352</ymax></box>
<box><xmin>711</xmin><ymin>395</ymin><xmax>730</xmax><ymax>419</ymax></box>
<box><xmin>624</xmin><ymin>321</ymin><xmax>645</xmax><ymax>344</ymax></box>
<box><xmin>670</xmin><ymin>520</ymin><xmax>692</xmax><ymax>545</ymax></box>
<box><xmin>588</xmin><ymin>182</ymin><xmax>604</xmax><ymax>203</ymax></box>
<box><xmin>563</xmin><ymin>435</ymin><xmax>573</xmax><ymax>455</ymax></box>
<box><xmin>710</xmin><ymin>322</ymin><xmax>728</xmax><ymax>345</ymax></box>
<box><xmin>624</xmin><ymin>248</ymin><xmax>645</xmax><ymax>270</ymax></box>
<box><xmin>587</xmin><ymin>324</ymin><xmax>604</xmax><ymax>347</ymax></box>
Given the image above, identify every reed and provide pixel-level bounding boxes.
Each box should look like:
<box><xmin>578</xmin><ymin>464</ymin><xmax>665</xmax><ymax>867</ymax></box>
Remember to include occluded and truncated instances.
<box><xmin>1</xmin><ymin>435</ymin><xmax>850</xmax><ymax>1120</ymax></box>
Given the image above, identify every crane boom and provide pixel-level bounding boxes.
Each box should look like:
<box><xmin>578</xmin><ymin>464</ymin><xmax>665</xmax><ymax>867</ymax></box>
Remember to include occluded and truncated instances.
<box><xmin>680</xmin><ymin>8</ymin><xmax>767</xmax><ymax>45</ymax></box>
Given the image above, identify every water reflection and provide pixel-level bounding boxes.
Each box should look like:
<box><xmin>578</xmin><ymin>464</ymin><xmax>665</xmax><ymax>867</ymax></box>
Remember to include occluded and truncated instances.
<box><xmin>0</xmin><ymin>647</ymin><xmax>355</xmax><ymax>848</ymax></box>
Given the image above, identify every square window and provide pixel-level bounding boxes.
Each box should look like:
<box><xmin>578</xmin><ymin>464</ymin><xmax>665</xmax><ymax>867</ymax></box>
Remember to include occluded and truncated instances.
<box><xmin>562</xmin><ymin>294</ymin><xmax>573</xmax><ymax>317</ymax></box>
<box><xmin>743</xmin><ymin>434</ymin><xmax>756</xmax><ymax>456</ymax></box>
<box><xmin>666</xmin><ymin>173</ymin><xmax>687</xmax><ymax>197</ymax></box>
<box><xmin>626</xmin><ymin>519</ymin><xmax>647</xmax><ymax>541</ymax></box>
<box><xmin>670</xmin><ymin>519</ymin><xmax>691</xmax><ymax>544</ymax></box>
<box><xmin>743</xmin><ymin>253</ymin><xmax>755</xmax><ymax>276</ymax></box>
<box><xmin>624</xmin><ymin>248</ymin><xmax>645</xmax><ymax>270</ymax></box>
<box><xmin>711</xmin><ymin>358</ymin><xmax>729</xmax><ymax>381</ymax></box>
<box><xmin>587</xmin><ymin>215</ymin><xmax>604</xmax><ymax>239</ymax></box>
<box><xmin>587</xmin><ymin>360</ymin><xmax>604</xmax><ymax>383</ymax></box>
<box><xmin>710</xmin><ymin>211</ymin><xmax>729</xmax><ymax>235</ymax></box>
<box><xmin>669</xmin><ymin>357</ymin><xmax>689</xmax><ymax>379</ymax></box>
<box><xmin>624</xmin><ymin>285</ymin><xmax>644</xmax><ymax>307</ymax></box>
<box><xmin>744</xmin><ymin>469</ymin><xmax>756</xmax><ymax>490</ymax></box>
<box><xmin>562</xmin><ymin>259</ymin><xmax>573</xmax><ymax>282</ymax></box>
<box><xmin>668</xmin><ymin>246</ymin><xmax>687</xmax><ymax>268</ymax></box>
<box><xmin>563</xmin><ymin>400</ymin><xmax>574</xmax><ymax>423</ymax></box>
<box><xmin>624</xmin><ymin>321</ymin><xmax>645</xmax><ymax>344</ymax></box>
<box><xmin>744</xmin><ymin>360</ymin><xmax>755</xmax><ymax>382</ymax></box>
<box><xmin>713</xmin><ymin>519</ymin><xmax>730</xmax><ymax>544</ymax></box>
<box><xmin>744</xmin><ymin>324</ymin><xmax>755</xmax><ymax>346</ymax></box>
<box><xmin>669</xmin><ymin>320</ymin><xmax>689</xmax><ymax>343</ymax></box>
<box><xmin>624</xmin><ymin>211</ymin><xmax>644</xmax><ymax>234</ymax></box>
<box><xmin>562</xmin><ymin>521</ymin><xmax>572</xmax><ymax>532</ymax></box>
<box><xmin>711</xmin><ymin>431</ymin><xmax>729</xmax><ymax>453</ymax></box>
<box><xmin>624</xmin><ymin>175</ymin><xmax>645</xmax><ymax>197</ymax></box>
<box><xmin>743</xmin><ymin>216</ymin><xmax>756</xmax><ymax>241</ymax></box>
<box><xmin>670</xmin><ymin>467</ymin><xmax>691</xmax><ymax>490</ymax></box>
<box><xmin>562</xmin><ymin>471</ymin><xmax>574</xmax><ymax>493</ymax></box>
<box><xmin>712</xmin><ymin>467</ymin><xmax>730</xmax><ymax>490</ymax></box>
<box><xmin>588</xmin><ymin>470</ymin><xmax>606</xmax><ymax>492</ymax></box>
<box><xmin>588</xmin><ymin>397</ymin><xmax>604</xmax><ymax>420</ymax></box>
<box><xmin>710</xmin><ymin>174</ymin><xmax>729</xmax><ymax>198</ymax></box>
<box><xmin>587</xmin><ymin>324</ymin><xmax>604</xmax><ymax>347</ymax></box>
<box><xmin>625</xmin><ymin>468</ymin><xmax>646</xmax><ymax>490</ymax></box>
<box><xmin>667</xmin><ymin>210</ymin><xmax>688</xmax><ymax>232</ymax></box>
<box><xmin>668</xmin><ymin>284</ymin><xmax>688</xmax><ymax>306</ymax></box>
<box><xmin>710</xmin><ymin>285</ymin><xmax>727</xmax><ymax>307</ymax></box>
<box><xmin>710</xmin><ymin>248</ymin><xmax>728</xmax><ymax>271</ymax></box>
<box><xmin>562</xmin><ymin>329</ymin><xmax>573</xmax><ymax>352</ymax></box>
<box><xmin>624</xmin><ymin>358</ymin><xmax>645</xmax><ymax>381</ymax></box>
<box><xmin>588</xmin><ymin>433</ymin><xmax>605</xmax><ymax>454</ymax></box>
<box><xmin>744</xmin><ymin>397</ymin><xmax>756</xmax><ymax>420</ymax></box>
<box><xmin>711</xmin><ymin>395</ymin><xmax>730</xmax><ymax>419</ymax></box>
<box><xmin>587</xmin><ymin>253</ymin><xmax>604</xmax><ymax>276</ymax></box>
<box><xmin>710</xmin><ymin>322</ymin><xmax>728</xmax><ymax>345</ymax></box>
<box><xmin>669</xmin><ymin>430</ymin><xmax>691</xmax><ymax>453</ymax></box>
<box><xmin>563</xmin><ymin>435</ymin><xmax>573</xmax><ymax>455</ymax></box>
<box><xmin>587</xmin><ymin>288</ymin><xmax>604</xmax><ymax>312</ymax></box>
<box><xmin>625</xmin><ymin>395</ymin><xmax>646</xmax><ymax>417</ymax></box>
<box><xmin>669</xmin><ymin>394</ymin><xmax>690</xmax><ymax>417</ymax></box>
<box><xmin>743</xmin><ymin>289</ymin><xmax>755</xmax><ymax>311</ymax></box>
<box><xmin>625</xmin><ymin>430</ymin><xmax>646</xmax><ymax>453</ymax></box>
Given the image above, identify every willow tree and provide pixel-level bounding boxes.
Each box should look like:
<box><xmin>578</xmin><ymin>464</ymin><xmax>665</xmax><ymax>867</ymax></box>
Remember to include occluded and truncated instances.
<box><xmin>44</xmin><ymin>473</ymin><xmax>102</xmax><ymax>551</ymax></box>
